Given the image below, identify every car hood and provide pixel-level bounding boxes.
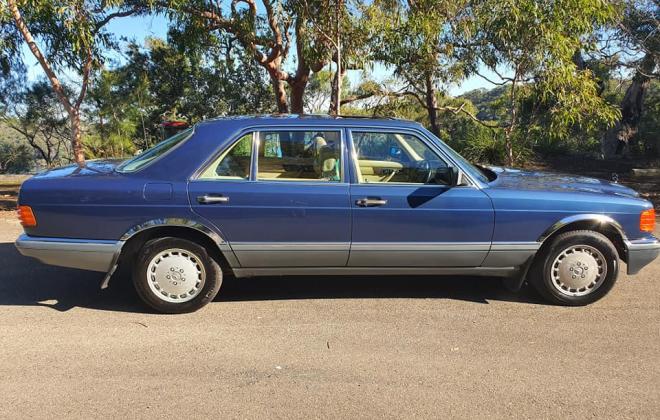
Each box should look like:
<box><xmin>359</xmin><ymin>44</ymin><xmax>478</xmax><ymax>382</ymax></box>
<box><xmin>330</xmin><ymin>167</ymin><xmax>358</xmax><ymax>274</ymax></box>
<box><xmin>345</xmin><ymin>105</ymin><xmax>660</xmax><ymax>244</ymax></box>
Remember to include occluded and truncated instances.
<box><xmin>487</xmin><ymin>166</ymin><xmax>639</xmax><ymax>198</ymax></box>
<box><xmin>30</xmin><ymin>159</ymin><xmax>124</xmax><ymax>179</ymax></box>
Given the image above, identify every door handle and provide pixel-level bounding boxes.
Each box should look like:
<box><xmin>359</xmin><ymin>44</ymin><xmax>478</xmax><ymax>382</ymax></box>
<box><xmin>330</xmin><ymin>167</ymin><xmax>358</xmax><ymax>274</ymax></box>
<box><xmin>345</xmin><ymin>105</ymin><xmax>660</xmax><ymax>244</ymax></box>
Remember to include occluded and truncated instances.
<box><xmin>197</xmin><ymin>195</ymin><xmax>229</xmax><ymax>204</ymax></box>
<box><xmin>356</xmin><ymin>198</ymin><xmax>388</xmax><ymax>207</ymax></box>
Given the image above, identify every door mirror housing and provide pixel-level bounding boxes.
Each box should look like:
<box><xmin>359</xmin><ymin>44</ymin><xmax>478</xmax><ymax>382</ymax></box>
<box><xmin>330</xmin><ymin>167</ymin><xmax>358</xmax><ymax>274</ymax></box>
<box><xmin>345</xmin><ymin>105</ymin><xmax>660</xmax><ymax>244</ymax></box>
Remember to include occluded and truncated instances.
<box><xmin>389</xmin><ymin>145</ymin><xmax>402</xmax><ymax>159</ymax></box>
<box><xmin>434</xmin><ymin>166</ymin><xmax>460</xmax><ymax>186</ymax></box>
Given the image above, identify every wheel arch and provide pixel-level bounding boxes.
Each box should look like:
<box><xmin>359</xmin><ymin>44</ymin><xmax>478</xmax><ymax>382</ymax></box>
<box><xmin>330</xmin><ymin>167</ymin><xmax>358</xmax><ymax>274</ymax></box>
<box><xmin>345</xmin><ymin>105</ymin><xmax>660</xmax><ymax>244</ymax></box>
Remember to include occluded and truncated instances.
<box><xmin>117</xmin><ymin>219</ymin><xmax>238</xmax><ymax>274</ymax></box>
<box><xmin>537</xmin><ymin>214</ymin><xmax>627</xmax><ymax>262</ymax></box>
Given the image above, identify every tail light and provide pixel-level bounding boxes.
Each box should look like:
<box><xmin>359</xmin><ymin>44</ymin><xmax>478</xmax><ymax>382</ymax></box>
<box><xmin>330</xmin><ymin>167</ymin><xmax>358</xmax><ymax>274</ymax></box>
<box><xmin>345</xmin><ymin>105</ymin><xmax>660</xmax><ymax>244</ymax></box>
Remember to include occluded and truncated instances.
<box><xmin>17</xmin><ymin>205</ymin><xmax>37</xmax><ymax>227</ymax></box>
<box><xmin>640</xmin><ymin>208</ymin><xmax>656</xmax><ymax>232</ymax></box>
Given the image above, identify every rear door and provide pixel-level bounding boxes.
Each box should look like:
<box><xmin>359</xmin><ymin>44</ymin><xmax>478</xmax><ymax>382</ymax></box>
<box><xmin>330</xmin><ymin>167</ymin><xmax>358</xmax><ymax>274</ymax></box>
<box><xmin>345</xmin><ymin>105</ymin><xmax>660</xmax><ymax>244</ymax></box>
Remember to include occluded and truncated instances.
<box><xmin>347</xmin><ymin>128</ymin><xmax>494</xmax><ymax>267</ymax></box>
<box><xmin>188</xmin><ymin>127</ymin><xmax>351</xmax><ymax>267</ymax></box>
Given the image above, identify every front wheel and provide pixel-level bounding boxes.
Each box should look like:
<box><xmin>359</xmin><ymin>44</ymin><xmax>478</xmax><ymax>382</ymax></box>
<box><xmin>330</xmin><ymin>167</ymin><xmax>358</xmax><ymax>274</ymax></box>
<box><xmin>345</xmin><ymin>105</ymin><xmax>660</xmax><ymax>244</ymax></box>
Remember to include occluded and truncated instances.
<box><xmin>530</xmin><ymin>230</ymin><xmax>619</xmax><ymax>306</ymax></box>
<box><xmin>132</xmin><ymin>237</ymin><xmax>222</xmax><ymax>313</ymax></box>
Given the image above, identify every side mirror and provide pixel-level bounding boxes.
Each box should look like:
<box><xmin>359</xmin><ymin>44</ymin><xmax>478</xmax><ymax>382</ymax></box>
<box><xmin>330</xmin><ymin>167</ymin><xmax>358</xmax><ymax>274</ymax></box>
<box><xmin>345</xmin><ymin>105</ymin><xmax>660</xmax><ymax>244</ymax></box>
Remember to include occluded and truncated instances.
<box><xmin>434</xmin><ymin>166</ymin><xmax>460</xmax><ymax>186</ymax></box>
<box><xmin>389</xmin><ymin>146</ymin><xmax>402</xmax><ymax>158</ymax></box>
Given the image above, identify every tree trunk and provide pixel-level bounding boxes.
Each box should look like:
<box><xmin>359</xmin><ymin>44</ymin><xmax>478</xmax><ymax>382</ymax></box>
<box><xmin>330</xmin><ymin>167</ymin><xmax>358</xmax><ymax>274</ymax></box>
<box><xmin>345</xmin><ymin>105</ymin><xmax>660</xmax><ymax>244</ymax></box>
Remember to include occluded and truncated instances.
<box><xmin>424</xmin><ymin>73</ymin><xmax>440</xmax><ymax>137</ymax></box>
<box><xmin>504</xmin><ymin>133</ymin><xmax>514</xmax><ymax>166</ymax></box>
<box><xmin>70</xmin><ymin>109</ymin><xmax>85</xmax><ymax>165</ymax></box>
<box><xmin>601</xmin><ymin>54</ymin><xmax>655</xmax><ymax>159</ymax></box>
<box><xmin>289</xmin><ymin>70</ymin><xmax>309</xmax><ymax>114</ymax></box>
<box><xmin>8</xmin><ymin>0</ymin><xmax>86</xmax><ymax>167</ymax></box>
<box><xmin>329</xmin><ymin>0</ymin><xmax>343</xmax><ymax>116</ymax></box>
<box><xmin>271</xmin><ymin>75</ymin><xmax>289</xmax><ymax>113</ymax></box>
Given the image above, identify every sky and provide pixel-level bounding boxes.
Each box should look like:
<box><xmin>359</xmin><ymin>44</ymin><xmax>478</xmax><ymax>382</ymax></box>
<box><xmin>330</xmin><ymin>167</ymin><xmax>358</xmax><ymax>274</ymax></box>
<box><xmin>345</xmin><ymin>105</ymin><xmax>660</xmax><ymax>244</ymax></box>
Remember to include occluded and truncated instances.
<box><xmin>24</xmin><ymin>14</ymin><xmax>493</xmax><ymax>98</ymax></box>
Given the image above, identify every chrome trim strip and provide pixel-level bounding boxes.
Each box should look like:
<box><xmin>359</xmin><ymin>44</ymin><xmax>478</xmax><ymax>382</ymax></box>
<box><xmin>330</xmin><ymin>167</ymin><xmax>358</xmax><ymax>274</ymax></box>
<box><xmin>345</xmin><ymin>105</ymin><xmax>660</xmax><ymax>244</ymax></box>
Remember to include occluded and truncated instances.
<box><xmin>490</xmin><ymin>242</ymin><xmax>540</xmax><ymax>251</ymax></box>
<box><xmin>232</xmin><ymin>242</ymin><xmax>350</xmax><ymax>251</ymax></box>
<box><xmin>345</xmin><ymin>126</ymin><xmax>482</xmax><ymax>188</ymax></box>
<box><xmin>192</xmin><ymin>125</ymin><xmax>348</xmax><ymax>183</ymax></box>
<box><xmin>537</xmin><ymin>214</ymin><xmax>628</xmax><ymax>243</ymax></box>
<box><xmin>351</xmin><ymin>242</ymin><xmax>491</xmax><ymax>251</ymax></box>
<box><xmin>120</xmin><ymin>218</ymin><xmax>225</xmax><ymax>244</ymax></box>
<box><xmin>233</xmin><ymin>266</ymin><xmax>518</xmax><ymax>278</ymax></box>
<box><xmin>120</xmin><ymin>217</ymin><xmax>240</xmax><ymax>269</ymax></box>
<box><xmin>15</xmin><ymin>234</ymin><xmax>120</xmax><ymax>272</ymax></box>
<box><xmin>231</xmin><ymin>241</ymin><xmax>540</xmax><ymax>252</ymax></box>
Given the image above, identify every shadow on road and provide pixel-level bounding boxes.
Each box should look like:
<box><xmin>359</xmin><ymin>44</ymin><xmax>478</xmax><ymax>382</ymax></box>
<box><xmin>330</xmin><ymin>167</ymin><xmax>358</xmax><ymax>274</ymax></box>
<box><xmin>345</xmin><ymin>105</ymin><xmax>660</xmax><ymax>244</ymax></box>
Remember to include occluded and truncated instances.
<box><xmin>0</xmin><ymin>242</ymin><xmax>546</xmax><ymax>313</ymax></box>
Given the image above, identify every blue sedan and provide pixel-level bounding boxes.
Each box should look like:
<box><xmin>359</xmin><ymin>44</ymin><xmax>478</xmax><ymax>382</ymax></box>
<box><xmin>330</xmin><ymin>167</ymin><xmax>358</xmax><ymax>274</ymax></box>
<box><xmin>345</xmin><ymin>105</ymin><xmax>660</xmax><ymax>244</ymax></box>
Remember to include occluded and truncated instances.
<box><xmin>14</xmin><ymin>115</ymin><xmax>659</xmax><ymax>313</ymax></box>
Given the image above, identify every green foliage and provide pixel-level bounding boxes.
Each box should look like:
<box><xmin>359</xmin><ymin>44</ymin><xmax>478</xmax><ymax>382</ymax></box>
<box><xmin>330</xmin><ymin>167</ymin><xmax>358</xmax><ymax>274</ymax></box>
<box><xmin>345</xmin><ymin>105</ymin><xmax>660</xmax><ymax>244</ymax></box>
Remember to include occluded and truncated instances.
<box><xmin>0</xmin><ymin>141</ymin><xmax>31</xmax><ymax>173</ymax></box>
<box><xmin>1</xmin><ymin>80</ymin><xmax>70</xmax><ymax>167</ymax></box>
<box><xmin>84</xmin><ymin>33</ymin><xmax>274</xmax><ymax>156</ymax></box>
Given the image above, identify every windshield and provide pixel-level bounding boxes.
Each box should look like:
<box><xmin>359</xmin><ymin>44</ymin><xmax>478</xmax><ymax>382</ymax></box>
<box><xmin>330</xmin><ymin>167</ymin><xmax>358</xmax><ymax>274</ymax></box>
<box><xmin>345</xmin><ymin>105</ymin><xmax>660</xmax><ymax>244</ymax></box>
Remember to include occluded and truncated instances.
<box><xmin>116</xmin><ymin>129</ymin><xmax>193</xmax><ymax>173</ymax></box>
<box><xmin>420</xmin><ymin>128</ymin><xmax>490</xmax><ymax>184</ymax></box>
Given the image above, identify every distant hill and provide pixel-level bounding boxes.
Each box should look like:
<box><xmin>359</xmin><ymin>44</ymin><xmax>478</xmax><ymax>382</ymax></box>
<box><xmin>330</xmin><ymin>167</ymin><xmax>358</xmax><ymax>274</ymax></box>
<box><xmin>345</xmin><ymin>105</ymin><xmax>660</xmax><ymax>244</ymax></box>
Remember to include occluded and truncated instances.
<box><xmin>458</xmin><ymin>86</ymin><xmax>508</xmax><ymax>121</ymax></box>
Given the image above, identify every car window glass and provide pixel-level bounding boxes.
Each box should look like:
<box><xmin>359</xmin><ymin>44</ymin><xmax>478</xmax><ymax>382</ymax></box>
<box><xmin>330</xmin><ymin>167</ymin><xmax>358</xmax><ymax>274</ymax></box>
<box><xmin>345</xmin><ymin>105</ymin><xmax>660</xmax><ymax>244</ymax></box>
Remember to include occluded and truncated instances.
<box><xmin>199</xmin><ymin>134</ymin><xmax>253</xmax><ymax>180</ymax></box>
<box><xmin>257</xmin><ymin>130</ymin><xmax>341</xmax><ymax>182</ymax></box>
<box><xmin>117</xmin><ymin>128</ymin><xmax>193</xmax><ymax>173</ymax></box>
<box><xmin>352</xmin><ymin>131</ymin><xmax>449</xmax><ymax>185</ymax></box>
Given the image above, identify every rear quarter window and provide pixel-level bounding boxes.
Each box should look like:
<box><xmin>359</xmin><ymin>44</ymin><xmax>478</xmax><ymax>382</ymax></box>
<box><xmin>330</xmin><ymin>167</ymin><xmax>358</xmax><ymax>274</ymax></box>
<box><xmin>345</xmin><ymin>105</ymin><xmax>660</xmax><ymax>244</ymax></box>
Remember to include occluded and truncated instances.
<box><xmin>116</xmin><ymin>128</ymin><xmax>193</xmax><ymax>173</ymax></box>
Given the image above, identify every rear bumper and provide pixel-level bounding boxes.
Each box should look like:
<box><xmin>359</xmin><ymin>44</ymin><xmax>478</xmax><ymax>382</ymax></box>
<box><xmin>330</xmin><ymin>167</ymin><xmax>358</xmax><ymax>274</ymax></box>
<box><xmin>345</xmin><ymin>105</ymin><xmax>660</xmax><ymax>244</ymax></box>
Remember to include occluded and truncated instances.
<box><xmin>625</xmin><ymin>237</ymin><xmax>660</xmax><ymax>275</ymax></box>
<box><xmin>15</xmin><ymin>234</ymin><xmax>121</xmax><ymax>272</ymax></box>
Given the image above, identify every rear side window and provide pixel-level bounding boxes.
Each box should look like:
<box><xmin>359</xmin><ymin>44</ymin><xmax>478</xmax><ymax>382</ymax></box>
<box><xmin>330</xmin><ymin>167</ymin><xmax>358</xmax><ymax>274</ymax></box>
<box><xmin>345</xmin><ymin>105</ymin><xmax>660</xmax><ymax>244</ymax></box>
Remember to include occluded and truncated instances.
<box><xmin>117</xmin><ymin>129</ymin><xmax>193</xmax><ymax>173</ymax></box>
<box><xmin>257</xmin><ymin>130</ymin><xmax>342</xmax><ymax>182</ymax></box>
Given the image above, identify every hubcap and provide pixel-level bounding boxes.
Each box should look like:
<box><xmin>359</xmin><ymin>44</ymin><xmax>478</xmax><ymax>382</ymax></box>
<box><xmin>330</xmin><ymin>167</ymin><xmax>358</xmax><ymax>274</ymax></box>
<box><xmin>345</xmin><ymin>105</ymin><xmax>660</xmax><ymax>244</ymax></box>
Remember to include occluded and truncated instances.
<box><xmin>146</xmin><ymin>248</ymin><xmax>206</xmax><ymax>303</ymax></box>
<box><xmin>550</xmin><ymin>245</ymin><xmax>607</xmax><ymax>297</ymax></box>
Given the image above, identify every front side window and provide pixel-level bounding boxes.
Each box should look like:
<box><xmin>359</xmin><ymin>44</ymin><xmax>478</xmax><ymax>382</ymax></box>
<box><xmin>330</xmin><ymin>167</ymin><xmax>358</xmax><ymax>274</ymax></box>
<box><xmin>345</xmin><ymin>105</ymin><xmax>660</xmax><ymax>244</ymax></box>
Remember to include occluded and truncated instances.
<box><xmin>117</xmin><ymin>128</ymin><xmax>193</xmax><ymax>173</ymax></box>
<box><xmin>199</xmin><ymin>134</ymin><xmax>253</xmax><ymax>180</ymax></box>
<box><xmin>352</xmin><ymin>131</ymin><xmax>450</xmax><ymax>185</ymax></box>
<box><xmin>257</xmin><ymin>130</ymin><xmax>341</xmax><ymax>182</ymax></box>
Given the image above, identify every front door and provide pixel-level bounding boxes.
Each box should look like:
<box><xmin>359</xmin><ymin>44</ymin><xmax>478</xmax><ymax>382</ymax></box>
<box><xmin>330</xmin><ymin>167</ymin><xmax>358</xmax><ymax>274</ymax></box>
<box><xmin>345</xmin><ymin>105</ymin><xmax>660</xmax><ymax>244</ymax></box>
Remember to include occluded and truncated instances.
<box><xmin>189</xmin><ymin>128</ymin><xmax>351</xmax><ymax>267</ymax></box>
<box><xmin>347</xmin><ymin>129</ymin><xmax>494</xmax><ymax>267</ymax></box>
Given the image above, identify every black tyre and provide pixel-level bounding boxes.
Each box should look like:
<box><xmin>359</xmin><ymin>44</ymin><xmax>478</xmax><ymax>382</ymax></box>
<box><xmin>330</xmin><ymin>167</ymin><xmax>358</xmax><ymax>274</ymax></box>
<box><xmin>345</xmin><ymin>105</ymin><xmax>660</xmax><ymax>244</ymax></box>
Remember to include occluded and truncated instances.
<box><xmin>530</xmin><ymin>230</ymin><xmax>619</xmax><ymax>306</ymax></box>
<box><xmin>132</xmin><ymin>237</ymin><xmax>222</xmax><ymax>313</ymax></box>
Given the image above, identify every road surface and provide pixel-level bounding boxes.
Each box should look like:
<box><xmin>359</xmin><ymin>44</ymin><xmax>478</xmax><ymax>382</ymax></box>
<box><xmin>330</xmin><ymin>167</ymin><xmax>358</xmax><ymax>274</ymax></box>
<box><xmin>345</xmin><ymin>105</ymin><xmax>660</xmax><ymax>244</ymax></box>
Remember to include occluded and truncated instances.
<box><xmin>0</xmin><ymin>213</ymin><xmax>658</xmax><ymax>418</ymax></box>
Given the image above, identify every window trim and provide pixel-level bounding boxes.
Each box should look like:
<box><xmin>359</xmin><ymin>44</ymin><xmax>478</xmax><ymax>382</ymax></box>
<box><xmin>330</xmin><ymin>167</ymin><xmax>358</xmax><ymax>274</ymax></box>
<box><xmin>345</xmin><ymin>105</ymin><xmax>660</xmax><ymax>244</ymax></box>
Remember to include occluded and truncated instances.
<box><xmin>347</xmin><ymin>128</ymin><xmax>463</xmax><ymax>187</ymax></box>
<box><xmin>196</xmin><ymin>132</ymin><xmax>255</xmax><ymax>182</ymax></box>
<box><xmin>191</xmin><ymin>125</ymin><xmax>348</xmax><ymax>185</ymax></box>
<box><xmin>253</xmin><ymin>128</ymin><xmax>346</xmax><ymax>184</ymax></box>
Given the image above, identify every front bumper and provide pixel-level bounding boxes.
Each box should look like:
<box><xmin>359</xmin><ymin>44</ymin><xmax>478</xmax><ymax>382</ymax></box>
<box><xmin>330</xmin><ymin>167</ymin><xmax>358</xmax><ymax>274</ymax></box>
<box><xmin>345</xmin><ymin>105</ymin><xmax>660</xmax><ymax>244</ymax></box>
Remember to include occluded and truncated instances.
<box><xmin>15</xmin><ymin>234</ymin><xmax>121</xmax><ymax>272</ymax></box>
<box><xmin>625</xmin><ymin>236</ymin><xmax>660</xmax><ymax>275</ymax></box>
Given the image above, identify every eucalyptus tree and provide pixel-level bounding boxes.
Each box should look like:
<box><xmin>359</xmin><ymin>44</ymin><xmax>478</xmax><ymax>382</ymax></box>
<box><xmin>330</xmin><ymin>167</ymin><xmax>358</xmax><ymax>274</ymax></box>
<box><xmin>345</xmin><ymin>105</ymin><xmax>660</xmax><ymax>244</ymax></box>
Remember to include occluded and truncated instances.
<box><xmin>364</xmin><ymin>0</ymin><xmax>482</xmax><ymax>136</ymax></box>
<box><xmin>144</xmin><ymin>0</ymin><xmax>334</xmax><ymax>113</ymax></box>
<box><xmin>4</xmin><ymin>0</ymin><xmax>138</xmax><ymax>166</ymax></box>
<box><xmin>2</xmin><ymin>80</ymin><xmax>70</xmax><ymax>167</ymax></box>
<box><xmin>464</xmin><ymin>0</ymin><xmax>620</xmax><ymax>164</ymax></box>
<box><xmin>599</xmin><ymin>0</ymin><xmax>659</xmax><ymax>158</ymax></box>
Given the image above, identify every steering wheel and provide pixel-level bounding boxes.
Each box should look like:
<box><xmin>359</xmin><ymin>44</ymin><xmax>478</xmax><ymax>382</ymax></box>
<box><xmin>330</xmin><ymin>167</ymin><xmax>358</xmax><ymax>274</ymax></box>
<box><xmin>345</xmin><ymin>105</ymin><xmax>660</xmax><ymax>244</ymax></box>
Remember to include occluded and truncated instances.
<box><xmin>415</xmin><ymin>160</ymin><xmax>434</xmax><ymax>184</ymax></box>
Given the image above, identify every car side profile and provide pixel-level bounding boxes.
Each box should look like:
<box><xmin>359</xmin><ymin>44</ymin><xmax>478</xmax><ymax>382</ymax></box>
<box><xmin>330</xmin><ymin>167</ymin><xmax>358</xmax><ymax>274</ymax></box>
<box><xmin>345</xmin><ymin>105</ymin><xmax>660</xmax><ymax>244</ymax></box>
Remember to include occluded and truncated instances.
<box><xmin>14</xmin><ymin>115</ymin><xmax>660</xmax><ymax>313</ymax></box>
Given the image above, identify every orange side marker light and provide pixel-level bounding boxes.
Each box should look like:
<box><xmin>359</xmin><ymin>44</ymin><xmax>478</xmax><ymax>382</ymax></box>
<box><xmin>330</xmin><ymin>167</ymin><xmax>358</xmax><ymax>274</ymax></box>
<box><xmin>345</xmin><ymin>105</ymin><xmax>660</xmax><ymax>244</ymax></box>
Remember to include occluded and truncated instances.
<box><xmin>17</xmin><ymin>205</ymin><xmax>37</xmax><ymax>227</ymax></box>
<box><xmin>640</xmin><ymin>208</ymin><xmax>656</xmax><ymax>232</ymax></box>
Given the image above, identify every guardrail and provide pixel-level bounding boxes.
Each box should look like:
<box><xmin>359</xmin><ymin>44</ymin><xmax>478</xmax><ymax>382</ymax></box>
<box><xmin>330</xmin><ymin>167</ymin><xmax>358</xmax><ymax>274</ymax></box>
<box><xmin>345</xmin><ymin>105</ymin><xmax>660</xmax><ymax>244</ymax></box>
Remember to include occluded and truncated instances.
<box><xmin>0</xmin><ymin>175</ymin><xmax>31</xmax><ymax>185</ymax></box>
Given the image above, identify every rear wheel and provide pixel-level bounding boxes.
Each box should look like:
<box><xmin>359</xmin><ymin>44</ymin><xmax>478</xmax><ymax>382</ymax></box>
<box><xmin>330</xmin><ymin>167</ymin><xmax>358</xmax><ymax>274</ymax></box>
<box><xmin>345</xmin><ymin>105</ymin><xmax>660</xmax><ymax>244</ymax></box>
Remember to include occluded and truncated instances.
<box><xmin>132</xmin><ymin>237</ymin><xmax>222</xmax><ymax>313</ymax></box>
<box><xmin>530</xmin><ymin>230</ymin><xmax>619</xmax><ymax>306</ymax></box>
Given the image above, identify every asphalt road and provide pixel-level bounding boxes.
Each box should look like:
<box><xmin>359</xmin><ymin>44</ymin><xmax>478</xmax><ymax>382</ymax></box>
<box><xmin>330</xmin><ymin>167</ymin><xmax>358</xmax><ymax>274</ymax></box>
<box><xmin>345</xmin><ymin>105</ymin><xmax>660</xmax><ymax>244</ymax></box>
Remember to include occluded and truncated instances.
<box><xmin>0</xmin><ymin>213</ymin><xmax>658</xmax><ymax>419</ymax></box>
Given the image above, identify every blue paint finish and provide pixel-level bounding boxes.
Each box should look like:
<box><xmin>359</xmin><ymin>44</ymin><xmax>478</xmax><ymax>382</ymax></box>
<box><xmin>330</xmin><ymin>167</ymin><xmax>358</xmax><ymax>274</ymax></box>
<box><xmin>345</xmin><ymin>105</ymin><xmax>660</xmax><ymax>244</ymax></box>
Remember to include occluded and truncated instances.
<box><xmin>16</xmin><ymin>115</ymin><xmax>655</xmax><ymax>272</ymax></box>
<box><xmin>143</xmin><ymin>183</ymin><xmax>173</xmax><ymax>201</ymax></box>
<box><xmin>348</xmin><ymin>184</ymin><xmax>494</xmax><ymax>266</ymax></box>
<box><xmin>188</xmin><ymin>180</ymin><xmax>351</xmax><ymax>266</ymax></box>
<box><xmin>484</xmin><ymin>167</ymin><xmax>653</xmax><ymax>241</ymax></box>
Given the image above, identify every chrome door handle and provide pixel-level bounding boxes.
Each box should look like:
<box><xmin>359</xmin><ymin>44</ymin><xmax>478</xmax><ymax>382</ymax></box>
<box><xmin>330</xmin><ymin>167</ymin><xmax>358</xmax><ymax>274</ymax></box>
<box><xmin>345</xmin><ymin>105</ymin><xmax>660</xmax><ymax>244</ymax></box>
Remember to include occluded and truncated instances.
<box><xmin>197</xmin><ymin>195</ymin><xmax>229</xmax><ymax>204</ymax></box>
<box><xmin>356</xmin><ymin>198</ymin><xmax>388</xmax><ymax>207</ymax></box>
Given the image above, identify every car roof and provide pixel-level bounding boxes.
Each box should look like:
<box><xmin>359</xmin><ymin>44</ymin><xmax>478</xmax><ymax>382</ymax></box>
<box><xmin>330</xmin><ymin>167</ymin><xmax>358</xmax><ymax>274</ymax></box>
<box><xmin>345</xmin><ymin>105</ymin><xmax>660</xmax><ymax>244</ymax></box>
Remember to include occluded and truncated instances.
<box><xmin>196</xmin><ymin>114</ymin><xmax>423</xmax><ymax>129</ymax></box>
